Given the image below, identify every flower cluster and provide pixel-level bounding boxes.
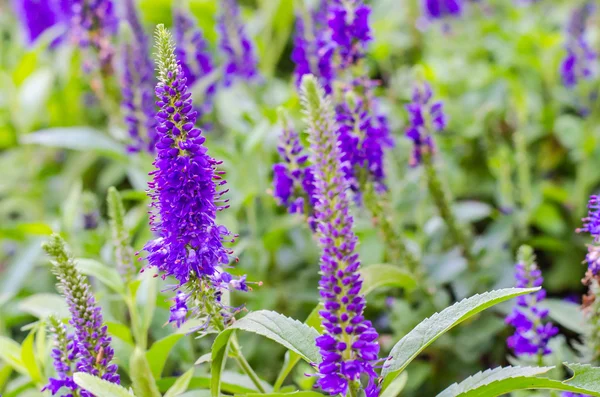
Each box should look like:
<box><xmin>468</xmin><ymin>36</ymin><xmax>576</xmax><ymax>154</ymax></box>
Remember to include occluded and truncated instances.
<box><xmin>301</xmin><ymin>75</ymin><xmax>379</xmax><ymax>397</ymax></box>
<box><xmin>43</xmin><ymin>234</ymin><xmax>120</xmax><ymax>396</ymax></box>
<box><xmin>421</xmin><ymin>0</ymin><xmax>463</xmax><ymax>21</ymax></box>
<box><xmin>577</xmin><ymin>195</ymin><xmax>600</xmax><ymax>276</ymax></box>
<box><xmin>144</xmin><ymin>25</ymin><xmax>246</xmax><ymax>328</ymax></box>
<box><xmin>121</xmin><ymin>0</ymin><xmax>157</xmax><ymax>153</ymax></box>
<box><xmin>272</xmin><ymin>111</ymin><xmax>316</xmax><ymax>216</ymax></box>
<box><xmin>405</xmin><ymin>81</ymin><xmax>446</xmax><ymax>167</ymax></box>
<box><xmin>505</xmin><ymin>245</ymin><xmax>558</xmax><ymax>357</ymax></box>
<box><xmin>12</xmin><ymin>0</ymin><xmax>71</xmax><ymax>45</ymax></box>
<box><xmin>561</xmin><ymin>4</ymin><xmax>596</xmax><ymax>89</ymax></box>
<box><xmin>71</xmin><ymin>0</ymin><xmax>119</xmax><ymax>73</ymax></box>
<box><xmin>42</xmin><ymin>315</ymin><xmax>78</xmax><ymax>396</ymax></box>
<box><xmin>328</xmin><ymin>0</ymin><xmax>372</xmax><ymax>70</ymax></box>
<box><xmin>173</xmin><ymin>8</ymin><xmax>216</xmax><ymax>116</ymax></box>
<box><xmin>217</xmin><ymin>0</ymin><xmax>258</xmax><ymax>86</ymax></box>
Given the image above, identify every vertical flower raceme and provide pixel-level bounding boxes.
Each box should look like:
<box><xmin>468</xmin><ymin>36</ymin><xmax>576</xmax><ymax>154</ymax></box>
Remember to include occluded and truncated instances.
<box><xmin>217</xmin><ymin>0</ymin><xmax>258</xmax><ymax>86</ymax></box>
<box><xmin>12</xmin><ymin>0</ymin><xmax>71</xmax><ymax>45</ymax></box>
<box><xmin>301</xmin><ymin>75</ymin><xmax>380</xmax><ymax>397</ymax></box>
<box><xmin>272</xmin><ymin>109</ymin><xmax>316</xmax><ymax>217</ymax></box>
<box><xmin>43</xmin><ymin>234</ymin><xmax>120</xmax><ymax>396</ymax></box>
<box><xmin>505</xmin><ymin>245</ymin><xmax>558</xmax><ymax>358</ymax></box>
<box><xmin>121</xmin><ymin>0</ymin><xmax>157</xmax><ymax>152</ymax></box>
<box><xmin>71</xmin><ymin>0</ymin><xmax>118</xmax><ymax>74</ymax></box>
<box><xmin>144</xmin><ymin>25</ymin><xmax>247</xmax><ymax>329</ymax></box>
<box><xmin>421</xmin><ymin>0</ymin><xmax>463</xmax><ymax>21</ymax></box>
<box><xmin>328</xmin><ymin>0</ymin><xmax>372</xmax><ymax>69</ymax></box>
<box><xmin>405</xmin><ymin>81</ymin><xmax>445</xmax><ymax>167</ymax></box>
<box><xmin>43</xmin><ymin>315</ymin><xmax>78</xmax><ymax>396</ymax></box>
<box><xmin>173</xmin><ymin>8</ymin><xmax>216</xmax><ymax>116</ymax></box>
<box><xmin>561</xmin><ymin>4</ymin><xmax>596</xmax><ymax>90</ymax></box>
<box><xmin>577</xmin><ymin>195</ymin><xmax>600</xmax><ymax>276</ymax></box>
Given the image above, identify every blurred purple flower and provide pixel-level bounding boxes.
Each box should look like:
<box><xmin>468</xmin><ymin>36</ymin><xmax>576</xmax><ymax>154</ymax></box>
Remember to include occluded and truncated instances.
<box><xmin>422</xmin><ymin>0</ymin><xmax>463</xmax><ymax>20</ymax></box>
<box><xmin>577</xmin><ymin>195</ymin><xmax>600</xmax><ymax>276</ymax></box>
<box><xmin>561</xmin><ymin>4</ymin><xmax>596</xmax><ymax>89</ymax></box>
<box><xmin>12</xmin><ymin>0</ymin><xmax>71</xmax><ymax>45</ymax></box>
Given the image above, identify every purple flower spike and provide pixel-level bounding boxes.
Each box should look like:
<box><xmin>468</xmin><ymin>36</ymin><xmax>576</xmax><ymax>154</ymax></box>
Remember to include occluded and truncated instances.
<box><xmin>328</xmin><ymin>0</ymin><xmax>372</xmax><ymax>68</ymax></box>
<box><xmin>505</xmin><ymin>245</ymin><xmax>558</xmax><ymax>358</ymax></box>
<box><xmin>217</xmin><ymin>0</ymin><xmax>259</xmax><ymax>86</ymax></box>
<box><xmin>173</xmin><ymin>8</ymin><xmax>216</xmax><ymax>116</ymax></box>
<box><xmin>43</xmin><ymin>235</ymin><xmax>120</xmax><ymax>395</ymax></box>
<box><xmin>405</xmin><ymin>81</ymin><xmax>445</xmax><ymax>167</ymax></box>
<box><xmin>43</xmin><ymin>315</ymin><xmax>79</xmax><ymax>396</ymax></box>
<box><xmin>422</xmin><ymin>0</ymin><xmax>463</xmax><ymax>20</ymax></box>
<box><xmin>272</xmin><ymin>110</ymin><xmax>317</xmax><ymax>217</ymax></box>
<box><xmin>71</xmin><ymin>0</ymin><xmax>119</xmax><ymax>73</ymax></box>
<box><xmin>12</xmin><ymin>0</ymin><xmax>71</xmax><ymax>46</ymax></box>
<box><xmin>301</xmin><ymin>75</ymin><xmax>379</xmax><ymax>397</ymax></box>
<box><xmin>121</xmin><ymin>0</ymin><xmax>157</xmax><ymax>153</ymax></box>
<box><xmin>561</xmin><ymin>4</ymin><xmax>596</xmax><ymax>89</ymax></box>
<box><xmin>577</xmin><ymin>195</ymin><xmax>600</xmax><ymax>276</ymax></box>
<box><xmin>144</xmin><ymin>25</ymin><xmax>247</xmax><ymax>329</ymax></box>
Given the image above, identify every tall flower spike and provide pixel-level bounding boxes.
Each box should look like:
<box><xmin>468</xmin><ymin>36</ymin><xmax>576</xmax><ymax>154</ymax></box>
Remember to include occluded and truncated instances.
<box><xmin>300</xmin><ymin>75</ymin><xmax>379</xmax><ymax>397</ymax></box>
<box><xmin>43</xmin><ymin>234</ymin><xmax>120</xmax><ymax>395</ymax></box>
<box><xmin>121</xmin><ymin>0</ymin><xmax>157</xmax><ymax>153</ymax></box>
<box><xmin>561</xmin><ymin>4</ymin><xmax>596</xmax><ymax>91</ymax></box>
<box><xmin>144</xmin><ymin>25</ymin><xmax>245</xmax><ymax>329</ymax></box>
<box><xmin>505</xmin><ymin>245</ymin><xmax>558</xmax><ymax>358</ymax></box>
<box><xmin>272</xmin><ymin>109</ymin><xmax>316</xmax><ymax>216</ymax></box>
<box><xmin>173</xmin><ymin>8</ymin><xmax>216</xmax><ymax>116</ymax></box>
<box><xmin>43</xmin><ymin>315</ymin><xmax>78</xmax><ymax>396</ymax></box>
<box><xmin>107</xmin><ymin>187</ymin><xmax>136</xmax><ymax>281</ymax></box>
<box><xmin>71</xmin><ymin>0</ymin><xmax>118</xmax><ymax>74</ymax></box>
<box><xmin>217</xmin><ymin>0</ymin><xmax>259</xmax><ymax>86</ymax></box>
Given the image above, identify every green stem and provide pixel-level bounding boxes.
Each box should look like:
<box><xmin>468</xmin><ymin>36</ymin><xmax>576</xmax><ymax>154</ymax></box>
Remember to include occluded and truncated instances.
<box><xmin>230</xmin><ymin>336</ymin><xmax>266</xmax><ymax>393</ymax></box>
<box><xmin>422</xmin><ymin>150</ymin><xmax>476</xmax><ymax>272</ymax></box>
<box><xmin>125</xmin><ymin>296</ymin><xmax>147</xmax><ymax>350</ymax></box>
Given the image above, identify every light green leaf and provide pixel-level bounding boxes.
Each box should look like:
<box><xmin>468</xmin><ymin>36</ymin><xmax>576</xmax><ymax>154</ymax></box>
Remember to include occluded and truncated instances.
<box><xmin>157</xmin><ymin>372</ymin><xmax>266</xmax><ymax>395</ymax></box>
<box><xmin>436</xmin><ymin>363</ymin><xmax>600</xmax><ymax>397</ymax></box>
<box><xmin>20</xmin><ymin>329</ymin><xmax>42</xmax><ymax>384</ymax></box>
<box><xmin>73</xmin><ymin>372</ymin><xmax>135</xmax><ymax>397</ymax></box>
<box><xmin>360</xmin><ymin>264</ymin><xmax>417</xmax><ymax>295</ymax></box>
<box><xmin>381</xmin><ymin>372</ymin><xmax>408</xmax><ymax>397</ymax></box>
<box><xmin>21</xmin><ymin>127</ymin><xmax>126</xmax><ymax>160</ymax></box>
<box><xmin>18</xmin><ymin>293</ymin><xmax>69</xmax><ymax>319</ymax></box>
<box><xmin>130</xmin><ymin>348</ymin><xmax>161</xmax><ymax>397</ymax></box>
<box><xmin>146</xmin><ymin>334</ymin><xmax>183</xmax><ymax>379</ymax></box>
<box><xmin>76</xmin><ymin>258</ymin><xmax>125</xmax><ymax>295</ymax></box>
<box><xmin>539</xmin><ymin>299</ymin><xmax>584</xmax><ymax>334</ymax></box>
<box><xmin>211</xmin><ymin>310</ymin><xmax>320</xmax><ymax>397</ymax></box>
<box><xmin>381</xmin><ymin>287</ymin><xmax>540</xmax><ymax>390</ymax></box>
<box><xmin>138</xmin><ymin>269</ymin><xmax>158</xmax><ymax>340</ymax></box>
<box><xmin>242</xmin><ymin>392</ymin><xmax>325</xmax><ymax>397</ymax></box>
<box><xmin>106</xmin><ymin>322</ymin><xmax>134</xmax><ymax>346</ymax></box>
<box><xmin>163</xmin><ymin>368</ymin><xmax>195</xmax><ymax>397</ymax></box>
<box><xmin>0</xmin><ymin>336</ymin><xmax>27</xmax><ymax>375</ymax></box>
<box><xmin>0</xmin><ymin>239</ymin><xmax>42</xmax><ymax>306</ymax></box>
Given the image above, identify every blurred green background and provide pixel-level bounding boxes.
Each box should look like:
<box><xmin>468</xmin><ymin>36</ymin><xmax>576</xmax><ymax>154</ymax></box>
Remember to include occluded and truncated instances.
<box><xmin>1</xmin><ymin>0</ymin><xmax>599</xmax><ymax>396</ymax></box>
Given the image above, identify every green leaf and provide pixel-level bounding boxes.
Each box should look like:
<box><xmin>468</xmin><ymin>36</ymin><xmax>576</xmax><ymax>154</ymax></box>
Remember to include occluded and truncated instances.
<box><xmin>146</xmin><ymin>334</ymin><xmax>183</xmax><ymax>379</ymax></box>
<box><xmin>211</xmin><ymin>311</ymin><xmax>320</xmax><ymax>397</ymax></box>
<box><xmin>76</xmin><ymin>259</ymin><xmax>125</xmax><ymax>295</ymax></box>
<box><xmin>20</xmin><ymin>329</ymin><xmax>42</xmax><ymax>384</ymax></box>
<box><xmin>106</xmin><ymin>322</ymin><xmax>134</xmax><ymax>346</ymax></box>
<box><xmin>73</xmin><ymin>372</ymin><xmax>135</xmax><ymax>397</ymax></box>
<box><xmin>20</xmin><ymin>127</ymin><xmax>126</xmax><ymax>160</ymax></box>
<box><xmin>539</xmin><ymin>299</ymin><xmax>584</xmax><ymax>334</ymax></box>
<box><xmin>18</xmin><ymin>293</ymin><xmax>69</xmax><ymax>319</ymax></box>
<box><xmin>381</xmin><ymin>287</ymin><xmax>539</xmax><ymax>390</ymax></box>
<box><xmin>130</xmin><ymin>347</ymin><xmax>162</xmax><ymax>397</ymax></box>
<box><xmin>157</xmin><ymin>372</ymin><xmax>267</xmax><ymax>395</ymax></box>
<box><xmin>0</xmin><ymin>239</ymin><xmax>42</xmax><ymax>306</ymax></box>
<box><xmin>436</xmin><ymin>363</ymin><xmax>600</xmax><ymax>397</ymax></box>
<box><xmin>163</xmin><ymin>368</ymin><xmax>195</xmax><ymax>397</ymax></box>
<box><xmin>381</xmin><ymin>372</ymin><xmax>408</xmax><ymax>397</ymax></box>
<box><xmin>0</xmin><ymin>336</ymin><xmax>27</xmax><ymax>375</ymax></box>
<box><xmin>359</xmin><ymin>264</ymin><xmax>417</xmax><ymax>295</ymax></box>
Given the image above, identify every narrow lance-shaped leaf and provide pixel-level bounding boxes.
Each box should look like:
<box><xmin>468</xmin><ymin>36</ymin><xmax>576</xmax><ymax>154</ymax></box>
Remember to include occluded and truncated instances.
<box><xmin>74</xmin><ymin>373</ymin><xmax>135</xmax><ymax>397</ymax></box>
<box><xmin>381</xmin><ymin>287</ymin><xmax>540</xmax><ymax>390</ymax></box>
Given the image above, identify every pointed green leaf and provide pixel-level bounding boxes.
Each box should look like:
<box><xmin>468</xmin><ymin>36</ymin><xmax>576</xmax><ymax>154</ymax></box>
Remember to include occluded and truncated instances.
<box><xmin>242</xmin><ymin>392</ymin><xmax>325</xmax><ymax>397</ymax></box>
<box><xmin>18</xmin><ymin>293</ymin><xmax>69</xmax><ymax>319</ymax></box>
<box><xmin>76</xmin><ymin>259</ymin><xmax>125</xmax><ymax>295</ymax></box>
<box><xmin>0</xmin><ymin>336</ymin><xmax>27</xmax><ymax>375</ymax></box>
<box><xmin>146</xmin><ymin>333</ymin><xmax>183</xmax><ymax>379</ymax></box>
<box><xmin>73</xmin><ymin>372</ymin><xmax>135</xmax><ymax>397</ymax></box>
<box><xmin>211</xmin><ymin>310</ymin><xmax>320</xmax><ymax>397</ymax></box>
<box><xmin>436</xmin><ymin>363</ymin><xmax>600</xmax><ymax>397</ymax></box>
<box><xmin>21</xmin><ymin>127</ymin><xmax>126</xmax><ymax>160</ymax></box>
<box><xmin>164</xmin><ymin>368</ymin><xmax>195</xmax><ymax>397</ymax></box>
<box><xmin>381</xmin><ymin>287</ymin><xmax>539</xmax><ymax>390</ymax></box>
<box><xmin>130</xmin><ymin>347</ymin><xmax>161</xmax><ymax>397</ymax></box>
<box><xmin>20</xmin><ymin>329</ymin><xmax>42</xmax><ymax>384</ymax></box>
<box><xmin>360</xmin><ymin>264</ymin><xmax>417</xmax><ymax>295</ymax></box>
